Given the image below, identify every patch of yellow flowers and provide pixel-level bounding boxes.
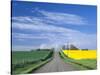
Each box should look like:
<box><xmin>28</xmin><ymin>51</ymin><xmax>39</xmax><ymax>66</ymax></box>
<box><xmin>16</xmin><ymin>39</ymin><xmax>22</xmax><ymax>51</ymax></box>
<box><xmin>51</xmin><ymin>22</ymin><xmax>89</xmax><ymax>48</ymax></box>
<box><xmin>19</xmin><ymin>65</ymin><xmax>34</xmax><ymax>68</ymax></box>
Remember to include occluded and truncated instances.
<box><xmin>63</xmin><ymin>50</ymin><xmax>97</xmax><ymax>60</ymax></box>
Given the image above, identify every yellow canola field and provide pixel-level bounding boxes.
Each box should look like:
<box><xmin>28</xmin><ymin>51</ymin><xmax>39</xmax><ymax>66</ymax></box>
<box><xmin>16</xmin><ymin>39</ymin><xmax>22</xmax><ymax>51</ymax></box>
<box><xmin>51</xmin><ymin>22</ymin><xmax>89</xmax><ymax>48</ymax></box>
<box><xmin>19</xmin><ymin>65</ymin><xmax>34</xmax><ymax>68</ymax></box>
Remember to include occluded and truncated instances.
<box><xmin>63</xmin><ymin>50</ymin><xmax>97</xmax><ymax>60</ymax></box>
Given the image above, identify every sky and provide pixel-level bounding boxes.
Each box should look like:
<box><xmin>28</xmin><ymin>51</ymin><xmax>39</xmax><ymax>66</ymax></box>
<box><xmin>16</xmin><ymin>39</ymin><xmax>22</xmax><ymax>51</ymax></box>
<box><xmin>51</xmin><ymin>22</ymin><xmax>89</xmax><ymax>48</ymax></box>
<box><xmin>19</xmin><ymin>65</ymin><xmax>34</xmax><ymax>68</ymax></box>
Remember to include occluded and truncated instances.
<box><xmin>12</xmin><ymin>1</ymin><xmax>97</xmax><ymax>51</ymax></box>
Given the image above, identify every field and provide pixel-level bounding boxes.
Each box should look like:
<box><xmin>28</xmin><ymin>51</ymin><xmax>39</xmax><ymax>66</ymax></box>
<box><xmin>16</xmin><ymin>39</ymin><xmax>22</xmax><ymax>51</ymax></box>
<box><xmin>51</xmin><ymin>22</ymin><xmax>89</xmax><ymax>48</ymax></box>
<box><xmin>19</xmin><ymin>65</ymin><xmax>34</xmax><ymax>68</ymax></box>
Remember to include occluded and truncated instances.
<box><xmin>12</xmin><ymin>49</ymin><xmax>97</xmax><ymax>74</ymax></box>
<box><xmin>12</xmin><ymin>49</ymin><xmax>53</xmax><ymax>74</ymax></box>
<box><xmin>63</xmin><ymin>50</ymin><xmax>96</xmax><ymax>59</ymax></box>
<box><xmin>59</xmin><ymin>50</ymin><xmax>97</xmax><ymax>70</ymax></box>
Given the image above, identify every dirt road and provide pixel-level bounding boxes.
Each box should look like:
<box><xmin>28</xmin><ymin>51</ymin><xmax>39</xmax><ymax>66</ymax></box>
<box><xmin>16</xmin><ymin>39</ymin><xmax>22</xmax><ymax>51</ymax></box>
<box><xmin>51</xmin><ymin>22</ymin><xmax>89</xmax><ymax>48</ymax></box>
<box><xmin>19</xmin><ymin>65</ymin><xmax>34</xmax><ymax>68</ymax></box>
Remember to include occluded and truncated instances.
<box><xmin>33</xmin><ymin>52</ymin><xmax>78</xmax><ymax>73</ymax></box>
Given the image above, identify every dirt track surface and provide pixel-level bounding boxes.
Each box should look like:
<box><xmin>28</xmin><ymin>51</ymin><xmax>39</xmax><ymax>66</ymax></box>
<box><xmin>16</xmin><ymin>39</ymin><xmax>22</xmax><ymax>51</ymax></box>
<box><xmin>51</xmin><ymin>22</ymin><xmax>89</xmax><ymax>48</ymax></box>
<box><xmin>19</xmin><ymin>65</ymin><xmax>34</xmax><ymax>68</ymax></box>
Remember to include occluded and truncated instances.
<box><xmin>33</xmin><ymin>52</ymin><xmax>78</xmax><ymax>73</ymax></box>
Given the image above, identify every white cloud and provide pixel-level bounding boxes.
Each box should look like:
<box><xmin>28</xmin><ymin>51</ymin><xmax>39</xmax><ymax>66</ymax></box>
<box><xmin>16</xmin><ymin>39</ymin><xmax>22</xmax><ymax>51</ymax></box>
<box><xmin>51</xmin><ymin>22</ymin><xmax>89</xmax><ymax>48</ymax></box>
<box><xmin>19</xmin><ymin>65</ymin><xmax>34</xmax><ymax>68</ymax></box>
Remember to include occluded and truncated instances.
<box><xmin>12</xmin><ymin>11</ymin><xmax>96</xmax><ymax>50</ymax></box>
<box><xmin>38</xmin><ymin>10</ymin><xmax>88</xmax><ymax>25</ymax></box>
<box><xmin>12</xmin><ymin>17</ymin><xmax>79</xmax><ymax>33</ymax></box>
<box><xmin>12</xmin><ymin>45</ymin><xmax>39</xmax><ymax>51</ymax></box>
<box><xmin>12</xmin><ymin>33</ymin><xmax>48</xmax><ymax>39</ymax></box>
<box><xmin>12</xmin><ymin>17</ymin><xmax>42</xmax><ymax>24</ymax></box>
<box><xmin>67</xmin><ymin>33</ymin><xmax>97</xmax><ymax>49</ymax></box>
<box><xmin>12</xmin><ymin>9</ymin><xmax>88</xmax><ymax>26</ymax></box>
<box><xmin>12</xmin><ymin>31</ymin><xmax>97</xmax><ymax>50</ymax></box>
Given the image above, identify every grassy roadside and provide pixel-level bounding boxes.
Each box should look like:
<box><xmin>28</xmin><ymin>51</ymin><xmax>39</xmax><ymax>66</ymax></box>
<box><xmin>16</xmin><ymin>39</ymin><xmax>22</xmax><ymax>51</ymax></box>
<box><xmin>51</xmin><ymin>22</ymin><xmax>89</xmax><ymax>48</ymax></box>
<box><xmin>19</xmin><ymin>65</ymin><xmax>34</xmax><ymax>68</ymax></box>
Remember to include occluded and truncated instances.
<box><xmin>13</xmin><ymin>58</ymin><xmax>52</xmax><ymax>74</ymax></box>
<box><xmin>59</xmin><ymin>51</ymin><xmax>97</xmax><ymax>70</ymax></box>
<box><xmin>12</xmin><ymin>50</ymin><xmax>54</xmax><ymax>74</ymax></box>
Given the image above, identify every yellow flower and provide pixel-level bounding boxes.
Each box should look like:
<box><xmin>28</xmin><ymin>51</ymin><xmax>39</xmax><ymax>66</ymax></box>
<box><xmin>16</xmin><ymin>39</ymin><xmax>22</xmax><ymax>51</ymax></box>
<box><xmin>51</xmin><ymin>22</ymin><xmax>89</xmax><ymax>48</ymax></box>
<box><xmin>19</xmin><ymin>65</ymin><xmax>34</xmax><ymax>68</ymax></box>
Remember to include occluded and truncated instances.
<box><xmin>63</xmin><ymin>50</ymin><xmax>97</xmax><ymax>60</ymax></box>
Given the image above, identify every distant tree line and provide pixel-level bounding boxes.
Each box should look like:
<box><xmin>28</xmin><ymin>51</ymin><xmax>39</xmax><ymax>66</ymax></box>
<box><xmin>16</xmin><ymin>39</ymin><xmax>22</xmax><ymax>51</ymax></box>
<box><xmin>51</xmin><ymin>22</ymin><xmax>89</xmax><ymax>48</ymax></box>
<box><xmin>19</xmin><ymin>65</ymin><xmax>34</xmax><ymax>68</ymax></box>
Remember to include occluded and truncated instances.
<box><xmin>31</xmin><ymin>48</ymin><xmax>54</xmax><ymax>51</ymax></box>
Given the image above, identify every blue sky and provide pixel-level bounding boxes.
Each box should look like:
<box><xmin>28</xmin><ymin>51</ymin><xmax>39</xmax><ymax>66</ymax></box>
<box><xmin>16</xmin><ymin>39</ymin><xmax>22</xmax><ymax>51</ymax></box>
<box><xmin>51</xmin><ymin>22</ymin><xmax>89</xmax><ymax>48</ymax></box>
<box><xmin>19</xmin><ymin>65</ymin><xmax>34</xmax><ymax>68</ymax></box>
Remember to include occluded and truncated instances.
<box><xmin>12</xmin><ymin>1</ymin><xmax>97</xmax><ymax>50</ymax></box>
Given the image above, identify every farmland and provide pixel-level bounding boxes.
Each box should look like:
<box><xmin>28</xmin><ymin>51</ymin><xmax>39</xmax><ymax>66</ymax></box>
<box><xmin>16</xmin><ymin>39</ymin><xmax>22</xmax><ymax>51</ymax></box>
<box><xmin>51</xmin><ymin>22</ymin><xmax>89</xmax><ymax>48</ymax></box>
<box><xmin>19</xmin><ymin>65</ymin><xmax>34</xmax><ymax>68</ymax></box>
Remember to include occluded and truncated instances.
<box><xmin>12</xmin><ymin>49</ymin><xmax>53</xmax><ymax>74</ymax></box>
<box><xmin>63</xmin><ymin>50</ymin><xmax>97</xmax><ymax>60</ymax></box>
<box><xmin>59</xmin><ymin>50</ymin><xmax>97</xmax><ymax>70</ymax></box>
<box><xmin>12</xmin><ymin>49</ymin><xmax>97</xmax><ymax>74</ymax></box>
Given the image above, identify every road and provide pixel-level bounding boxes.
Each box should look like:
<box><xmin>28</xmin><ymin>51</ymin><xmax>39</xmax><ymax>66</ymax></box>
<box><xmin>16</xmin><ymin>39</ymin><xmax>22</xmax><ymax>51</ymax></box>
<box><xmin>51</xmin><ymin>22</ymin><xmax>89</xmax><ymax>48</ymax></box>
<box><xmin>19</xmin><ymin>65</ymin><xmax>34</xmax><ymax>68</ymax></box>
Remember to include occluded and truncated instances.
<box><xmin>33</xmin><ymin>52</ymin><xmax>78</xmax><ymax>73</ymax></box>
